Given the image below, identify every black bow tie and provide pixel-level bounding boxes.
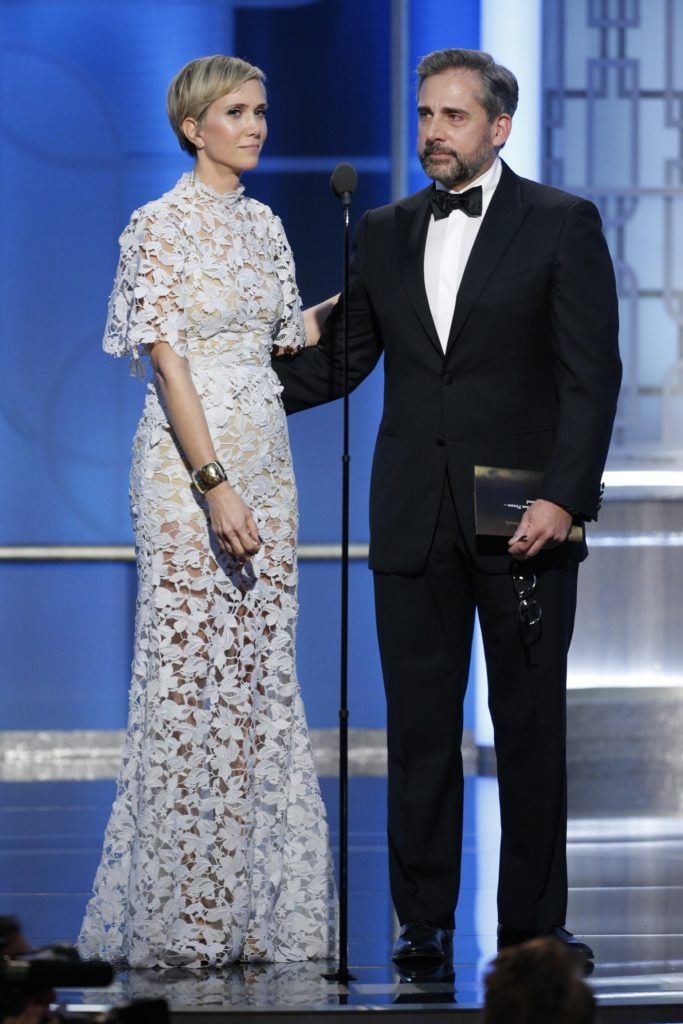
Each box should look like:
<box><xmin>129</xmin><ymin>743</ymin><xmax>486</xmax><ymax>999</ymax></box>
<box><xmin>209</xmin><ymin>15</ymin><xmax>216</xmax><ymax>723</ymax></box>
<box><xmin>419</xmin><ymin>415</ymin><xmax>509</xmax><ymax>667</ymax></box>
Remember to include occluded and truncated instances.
<box><xmin>430</xmin><ymin>185</ymin><xmax>483</xmax><ymax>220</ymax></box>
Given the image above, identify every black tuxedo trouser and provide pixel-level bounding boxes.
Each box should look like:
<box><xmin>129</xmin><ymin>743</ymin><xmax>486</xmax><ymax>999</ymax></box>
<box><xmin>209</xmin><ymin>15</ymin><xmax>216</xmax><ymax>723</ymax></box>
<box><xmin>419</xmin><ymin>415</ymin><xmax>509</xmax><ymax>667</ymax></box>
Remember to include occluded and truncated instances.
<box><xmin>373</xmin><ymin>474</ymin><xmax>578</xmax><ymax>931</ymax></box>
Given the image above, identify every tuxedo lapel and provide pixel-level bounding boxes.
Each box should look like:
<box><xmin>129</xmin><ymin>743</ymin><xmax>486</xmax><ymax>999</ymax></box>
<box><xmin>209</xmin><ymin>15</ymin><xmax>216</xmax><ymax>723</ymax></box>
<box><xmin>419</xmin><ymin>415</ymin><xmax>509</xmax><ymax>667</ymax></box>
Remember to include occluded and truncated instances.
<box><xmin>396</xmin><ymin>188</ymin><xmax>443</xmax><ymax>357</ymax></box>
<box><xmin>445</xmin><ymin>164</ymin><xmax>531</xmax><ymax>356</ymax></box>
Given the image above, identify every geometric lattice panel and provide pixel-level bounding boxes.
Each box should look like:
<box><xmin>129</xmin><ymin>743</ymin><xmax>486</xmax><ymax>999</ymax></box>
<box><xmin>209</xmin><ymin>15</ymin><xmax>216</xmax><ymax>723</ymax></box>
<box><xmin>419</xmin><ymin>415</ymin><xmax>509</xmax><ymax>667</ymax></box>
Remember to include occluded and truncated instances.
<box><xmin>543</xmin><ymin>0</ymin><xmax>683</xmax><ymax>459</ymax></box>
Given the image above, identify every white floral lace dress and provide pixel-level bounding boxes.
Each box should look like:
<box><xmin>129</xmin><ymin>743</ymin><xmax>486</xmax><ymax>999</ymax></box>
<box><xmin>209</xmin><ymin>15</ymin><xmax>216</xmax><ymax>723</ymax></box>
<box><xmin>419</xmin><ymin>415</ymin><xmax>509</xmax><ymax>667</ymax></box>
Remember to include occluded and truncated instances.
<box><xmin>78</xmin><ymin>173</ymin><xmax>336</xmax><ymax>968</ymax></box>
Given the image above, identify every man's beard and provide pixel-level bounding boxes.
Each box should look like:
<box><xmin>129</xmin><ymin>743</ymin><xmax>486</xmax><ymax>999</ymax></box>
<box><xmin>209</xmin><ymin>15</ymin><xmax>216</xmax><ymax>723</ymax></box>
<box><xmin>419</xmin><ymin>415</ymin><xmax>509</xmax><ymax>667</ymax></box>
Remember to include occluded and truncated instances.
<box><xmin>419</xmin><ymin>140</ymin><xmax>494</xmax><ymax>189</ymax></box>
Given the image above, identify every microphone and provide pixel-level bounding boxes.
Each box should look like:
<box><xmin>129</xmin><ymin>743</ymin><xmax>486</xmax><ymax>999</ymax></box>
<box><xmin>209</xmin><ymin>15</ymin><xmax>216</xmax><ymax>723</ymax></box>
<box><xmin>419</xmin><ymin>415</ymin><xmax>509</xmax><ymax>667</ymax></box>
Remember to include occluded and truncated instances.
<box><xmin>330</xmin><ymin>162</ymin><xmax>358</xmax><ymax>209</ymax></box>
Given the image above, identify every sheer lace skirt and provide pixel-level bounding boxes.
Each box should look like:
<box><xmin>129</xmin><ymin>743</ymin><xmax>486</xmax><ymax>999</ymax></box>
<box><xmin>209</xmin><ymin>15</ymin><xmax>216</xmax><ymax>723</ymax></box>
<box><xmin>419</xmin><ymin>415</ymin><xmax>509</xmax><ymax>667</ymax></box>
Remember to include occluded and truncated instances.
<box><xmin>78</xmin><ymin>383</ymin><xmax>336</xmax><ymax>967</ymax></box>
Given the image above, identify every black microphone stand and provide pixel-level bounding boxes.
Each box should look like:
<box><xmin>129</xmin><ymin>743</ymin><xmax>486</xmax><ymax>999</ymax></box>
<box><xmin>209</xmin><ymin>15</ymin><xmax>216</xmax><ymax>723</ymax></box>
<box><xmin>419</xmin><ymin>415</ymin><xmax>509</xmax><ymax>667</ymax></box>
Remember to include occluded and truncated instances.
<box><xmin>323</xmin><ymin>163</ymin><xmax>358</xmax><ymax>986</ymax></box>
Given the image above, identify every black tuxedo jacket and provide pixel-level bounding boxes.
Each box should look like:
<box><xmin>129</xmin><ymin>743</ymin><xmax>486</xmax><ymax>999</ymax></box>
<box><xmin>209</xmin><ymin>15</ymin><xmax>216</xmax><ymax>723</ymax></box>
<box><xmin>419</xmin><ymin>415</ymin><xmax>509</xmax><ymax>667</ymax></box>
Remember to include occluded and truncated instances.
<box><xmin>275</xmin><ymin>162</ymin><xmax>622</xmax><ymax>574</ymax></box>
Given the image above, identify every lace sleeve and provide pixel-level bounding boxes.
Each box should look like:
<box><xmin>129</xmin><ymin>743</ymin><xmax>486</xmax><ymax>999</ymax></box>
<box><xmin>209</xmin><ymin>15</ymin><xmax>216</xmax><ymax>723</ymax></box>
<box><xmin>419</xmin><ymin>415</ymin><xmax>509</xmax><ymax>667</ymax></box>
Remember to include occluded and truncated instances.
<box><xmin>269</xmin><ymin>214</ymin><xmax>306</xmax><ymax>352</ymax></box>
<box><xmin>103</xmin><ymin>205</ymin><xmax>187</xmax><ymax>374</ymax></box>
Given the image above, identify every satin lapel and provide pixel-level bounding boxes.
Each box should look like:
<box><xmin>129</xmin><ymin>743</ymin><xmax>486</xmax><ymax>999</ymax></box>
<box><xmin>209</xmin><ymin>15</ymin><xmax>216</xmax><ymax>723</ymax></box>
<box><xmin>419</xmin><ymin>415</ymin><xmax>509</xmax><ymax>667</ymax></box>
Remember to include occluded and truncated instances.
<box><xmin>445</xmin><ymin>166</ymin><xmax>530</xmax><ymax>357</ymax></box>
<box><xmin>396</xmin><ymin>188</ymin><xmax>442</xmax><ymax>357</ymax></box>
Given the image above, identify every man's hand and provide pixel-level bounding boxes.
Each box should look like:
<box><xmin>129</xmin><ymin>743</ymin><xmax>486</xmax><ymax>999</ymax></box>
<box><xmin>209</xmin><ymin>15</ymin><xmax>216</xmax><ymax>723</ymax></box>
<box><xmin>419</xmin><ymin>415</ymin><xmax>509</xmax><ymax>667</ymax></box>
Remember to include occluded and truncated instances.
<box><xmin>508</xmin><ymin>499</ymin><xmax>573</xmax><ymax>560</ymax></box>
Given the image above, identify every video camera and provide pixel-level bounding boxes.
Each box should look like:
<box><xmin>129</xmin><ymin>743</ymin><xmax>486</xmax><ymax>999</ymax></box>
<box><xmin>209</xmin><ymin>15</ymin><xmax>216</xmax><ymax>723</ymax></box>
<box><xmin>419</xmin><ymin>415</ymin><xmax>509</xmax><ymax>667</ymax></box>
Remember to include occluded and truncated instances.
<box><xmin>0</xmin><ymin>945</ymin><xmax>168</xmax><ymax>1023</ymax></box>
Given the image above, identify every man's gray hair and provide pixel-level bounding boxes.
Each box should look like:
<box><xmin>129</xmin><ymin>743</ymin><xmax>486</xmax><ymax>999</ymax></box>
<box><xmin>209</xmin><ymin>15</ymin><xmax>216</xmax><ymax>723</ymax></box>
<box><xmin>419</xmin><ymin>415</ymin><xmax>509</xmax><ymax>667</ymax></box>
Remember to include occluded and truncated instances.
<box><xmin>416</xmin><ymin>48</ymin><xmax>518</xmax><ymax>120</ymax></box>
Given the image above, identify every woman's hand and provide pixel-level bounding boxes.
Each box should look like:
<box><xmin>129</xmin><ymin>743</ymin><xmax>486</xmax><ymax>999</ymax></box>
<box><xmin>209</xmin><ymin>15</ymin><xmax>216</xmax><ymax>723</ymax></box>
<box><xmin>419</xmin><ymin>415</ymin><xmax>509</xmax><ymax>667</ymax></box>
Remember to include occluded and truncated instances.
<box><xmin>205</xmin><ymin>481</ymin><xmax>261</xmax><ymax>559</ymax></box>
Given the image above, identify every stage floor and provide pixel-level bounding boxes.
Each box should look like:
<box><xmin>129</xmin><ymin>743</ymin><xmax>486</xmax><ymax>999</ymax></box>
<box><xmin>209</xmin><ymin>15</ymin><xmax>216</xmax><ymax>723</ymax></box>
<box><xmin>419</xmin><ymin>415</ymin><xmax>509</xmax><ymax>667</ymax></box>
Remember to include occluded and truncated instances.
<box><xmin>2</xmin><ymin>775</ymin><xmax>683</xmax><ymax>1020</ymax></box>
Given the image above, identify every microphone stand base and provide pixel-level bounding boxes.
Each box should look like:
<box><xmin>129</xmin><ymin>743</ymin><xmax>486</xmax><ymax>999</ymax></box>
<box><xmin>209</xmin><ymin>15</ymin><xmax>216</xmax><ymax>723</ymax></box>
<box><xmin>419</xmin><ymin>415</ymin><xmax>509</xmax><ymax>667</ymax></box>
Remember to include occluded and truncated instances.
<box><xmin>322</xmin><ymin>966</ymin><xmax>357</xmax><ymax>983</ymax></box>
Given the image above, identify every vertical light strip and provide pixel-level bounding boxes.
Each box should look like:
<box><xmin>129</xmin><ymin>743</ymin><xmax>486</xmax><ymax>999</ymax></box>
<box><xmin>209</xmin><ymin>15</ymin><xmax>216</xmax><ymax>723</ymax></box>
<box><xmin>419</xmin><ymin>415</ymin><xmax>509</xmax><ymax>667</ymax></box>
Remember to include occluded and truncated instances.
<box><xmin>391</xmin><ymin>0</ymin><xmax>410</xmax><ymax>200</ymax></box>
<box><xmin>472</xmin><ymin>613</ymin><xmax>493</xmax><ymax>748</ymax></box>
<box><xmin>474</xmin><ymin>0</ymin><xmax>543</xmax><ymax>750</ymax></box>
<box><xmin>480</xmin><ymin>0</ymin><xmax>543</xmax><ymax>181</ymax></box>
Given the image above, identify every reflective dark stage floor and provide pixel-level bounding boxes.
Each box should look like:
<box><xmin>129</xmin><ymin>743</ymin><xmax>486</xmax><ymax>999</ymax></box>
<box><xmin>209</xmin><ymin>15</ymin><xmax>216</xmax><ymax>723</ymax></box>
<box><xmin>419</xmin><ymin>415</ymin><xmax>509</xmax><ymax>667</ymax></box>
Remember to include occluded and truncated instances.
<box><xmin>2</xmin><ymin>775</ymin><xmax>683</xmax><ymax>1021</ymax></box>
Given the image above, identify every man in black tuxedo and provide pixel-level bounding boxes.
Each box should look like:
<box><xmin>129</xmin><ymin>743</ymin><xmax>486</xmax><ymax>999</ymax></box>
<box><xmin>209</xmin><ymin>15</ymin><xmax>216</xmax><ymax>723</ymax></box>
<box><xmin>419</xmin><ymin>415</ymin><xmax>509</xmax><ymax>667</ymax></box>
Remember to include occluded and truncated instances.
<box><xmin>275</xmin><ymin>49</ymin><xmax>621</xmax><ymax>962</ymax></box>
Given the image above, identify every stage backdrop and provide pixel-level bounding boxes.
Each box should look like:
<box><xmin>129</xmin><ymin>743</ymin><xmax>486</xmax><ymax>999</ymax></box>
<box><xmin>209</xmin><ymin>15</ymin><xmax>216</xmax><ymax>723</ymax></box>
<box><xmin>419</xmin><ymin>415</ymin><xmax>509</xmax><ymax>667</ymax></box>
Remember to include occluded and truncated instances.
<box><xmin>0</xmin><ymin>0</ymin><xmax>481</xmax><ymax>733</ymax></box>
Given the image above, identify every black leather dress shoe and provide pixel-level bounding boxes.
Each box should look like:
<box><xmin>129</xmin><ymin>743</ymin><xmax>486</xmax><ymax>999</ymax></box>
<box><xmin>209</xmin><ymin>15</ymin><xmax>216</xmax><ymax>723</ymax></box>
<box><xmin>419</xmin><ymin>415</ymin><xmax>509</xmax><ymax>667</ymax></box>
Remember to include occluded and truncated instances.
<box><xmin>497</xmin><ymin>924</ymin><xmax>594</xmax><ymax>960</ymax></box>
<box><xmin>392</xmin><ymin>921</ymin><xmax>453</xmax><ymax>962</ymax></box>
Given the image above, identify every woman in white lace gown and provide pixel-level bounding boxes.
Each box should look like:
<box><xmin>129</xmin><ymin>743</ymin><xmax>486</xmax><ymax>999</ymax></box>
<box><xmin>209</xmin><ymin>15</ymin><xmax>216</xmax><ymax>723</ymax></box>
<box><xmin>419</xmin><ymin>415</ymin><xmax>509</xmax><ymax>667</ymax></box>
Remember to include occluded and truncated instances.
<box><xmin>78</xmin><ymin>55</ymin><xmax>336</xmax><ymax>968</ymax></box>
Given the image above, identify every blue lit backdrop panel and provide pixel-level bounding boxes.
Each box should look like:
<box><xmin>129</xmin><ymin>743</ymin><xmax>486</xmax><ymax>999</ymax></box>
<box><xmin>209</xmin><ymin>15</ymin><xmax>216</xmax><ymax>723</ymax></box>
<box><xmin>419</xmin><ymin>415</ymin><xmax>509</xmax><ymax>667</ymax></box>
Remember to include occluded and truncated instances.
<box><xmin>0</xmin><ymin>0</ymin><xmax>396</xmax><ymax>730</ymax></box>
<box><xmin>235</xmin><ymin>0</ymin><xmax>393</xmax><ymax>546</ymax></box>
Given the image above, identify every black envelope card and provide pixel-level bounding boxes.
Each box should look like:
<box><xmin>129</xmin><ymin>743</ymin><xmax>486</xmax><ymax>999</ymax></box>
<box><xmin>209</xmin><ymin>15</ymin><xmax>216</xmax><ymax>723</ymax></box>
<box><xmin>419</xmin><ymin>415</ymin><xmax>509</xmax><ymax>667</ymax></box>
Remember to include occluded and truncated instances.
<box><xmin>474</xmin><ymin>465</ymin><xmax>584</xmax><ymax>542</ymax></box>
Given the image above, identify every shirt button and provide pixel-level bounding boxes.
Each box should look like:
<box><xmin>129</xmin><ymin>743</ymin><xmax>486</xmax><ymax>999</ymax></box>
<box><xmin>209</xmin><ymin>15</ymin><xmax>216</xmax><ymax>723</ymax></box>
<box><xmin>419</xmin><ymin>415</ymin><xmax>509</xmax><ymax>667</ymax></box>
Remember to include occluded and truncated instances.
<box><xmin>443</xmin><ymin>373</ymin><xmax>453</xmax><ymax>385</ymax></box>
<box><xmin>435</xmin><ymin>437</ymin><xmax>445</xmax><ymax>447</ymax></box>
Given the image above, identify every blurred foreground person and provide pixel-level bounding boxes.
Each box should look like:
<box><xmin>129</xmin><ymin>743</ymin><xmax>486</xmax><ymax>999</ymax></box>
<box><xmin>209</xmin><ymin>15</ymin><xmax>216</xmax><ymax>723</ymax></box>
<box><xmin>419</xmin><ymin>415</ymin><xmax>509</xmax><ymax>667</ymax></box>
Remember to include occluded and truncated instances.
<box><xmin>1</xmin><ymin>917</ymin><xmax>55</xmax><ymax>1024</ymax></box>
<box><xmin>0</xmin><ymin>918</ymin><xmax>31</xmax><ymax>959</ymax></box>
<box><xmin>483</xmin><ymin>937</ymin><xmax>595</xmax><ymax>1024</ymax></box>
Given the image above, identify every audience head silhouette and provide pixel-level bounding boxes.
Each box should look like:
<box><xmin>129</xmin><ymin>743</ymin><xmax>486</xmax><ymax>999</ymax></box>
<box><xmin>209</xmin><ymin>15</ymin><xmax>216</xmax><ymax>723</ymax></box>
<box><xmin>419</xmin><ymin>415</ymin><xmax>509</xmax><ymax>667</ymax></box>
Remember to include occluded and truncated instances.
<box><xmin>483</xmin><ymin>938</ymin><xmax>595</xmax><ymax>1024</ymax></box>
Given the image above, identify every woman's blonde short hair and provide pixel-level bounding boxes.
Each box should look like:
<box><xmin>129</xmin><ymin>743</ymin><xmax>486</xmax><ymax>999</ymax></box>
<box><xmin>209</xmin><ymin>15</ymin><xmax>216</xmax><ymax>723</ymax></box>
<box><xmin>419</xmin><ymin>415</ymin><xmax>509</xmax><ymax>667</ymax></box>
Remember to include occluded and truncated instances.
<box><xmin>167</xmin><ymin>55</ymin><xmax>266</xmax><ymax>157</ymax></box>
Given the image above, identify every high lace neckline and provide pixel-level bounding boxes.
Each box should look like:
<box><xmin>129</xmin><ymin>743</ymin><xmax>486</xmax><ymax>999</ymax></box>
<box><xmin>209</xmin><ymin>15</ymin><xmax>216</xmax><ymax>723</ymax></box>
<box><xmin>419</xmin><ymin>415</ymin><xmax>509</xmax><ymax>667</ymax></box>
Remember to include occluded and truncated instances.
<box><xmin>182</xmin><ymin>172</ymin><xmax>245</xmax><ymax>203</ymax></box>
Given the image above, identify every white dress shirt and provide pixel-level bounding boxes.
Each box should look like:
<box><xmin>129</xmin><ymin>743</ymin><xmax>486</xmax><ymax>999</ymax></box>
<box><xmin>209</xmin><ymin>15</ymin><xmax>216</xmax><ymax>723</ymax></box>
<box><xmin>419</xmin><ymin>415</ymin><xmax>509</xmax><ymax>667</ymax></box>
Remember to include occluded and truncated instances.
<box><xmin>424</xmin><ymin>157</ymin><xmax>502</xmax><ymax>352</ymax></box>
